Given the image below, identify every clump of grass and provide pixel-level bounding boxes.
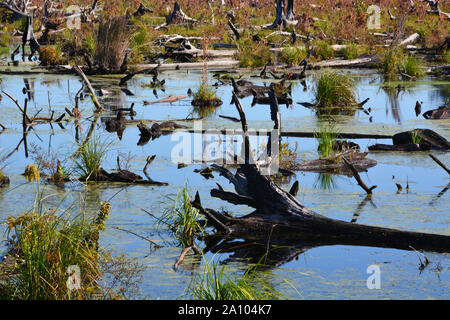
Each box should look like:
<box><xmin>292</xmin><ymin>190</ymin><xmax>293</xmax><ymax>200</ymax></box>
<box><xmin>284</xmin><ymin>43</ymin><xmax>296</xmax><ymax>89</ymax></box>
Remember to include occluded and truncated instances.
<box><xmin>381</xmin><ymin>46</ymin><xmax>405</xmax><ymax>80</ymax></box>
<box><xmin>314</xmin><ymin>70</ymin><xmax>357</xmax><ymax>107</ymax></box>
<box><xmin>280</xmin><ymin>47</ymin><xmax>307</xmax><ymax>66</ymax></box>
<box><xmin>0</xmin><ymin>25</ymin><xmax>10</xmax><ymax>56</ymax></box>
<box><xmin>411</xmin><ymin>130</ymin><xmax>423</xmax><ymax>144</ymax></box>
<box><xmin>192</xmin><ymin>37</ymin><xmax>222</xmax><ymax>108</ymax></box>
<box><xmin>382</xmin><ymin>46</ymin><xmax>425</xmax><ymax>80</ymax></box>
<box><xmin>1</xmin><ymin>190</ymin><xmax>109</xmax><ymax>299</ymax></box>
<box><xmin>160</xmin><ymin>183</ymin><xmax>204</xmax><ymax>247</ymax></box>
<box><xmin>314</xmin><ymin>124</ymin><xmax>341</xmax><ymax>158</ymax></box>
<box><xmin>192</xmin><ymin>83</ymin><xmax>221</xmax><ymax>107</ymax></box>
<box><xmin>29</xmin><ymin>143</ymin><xmax>69</xmax><ymax>183</ymax></box>
<box><xmin>312</xmin><ymin>40</ymin><xmax>335</xmax><ymax>61</ymax></box>
<box><xmin>341</xmin><ymin>42</ymin><xmax>366</xmax><ymax>60</ymax></box>
<box><xmin>403</xmin><ymin>55</ymin><xmax>425</xmax><ymax>78</ymax></box>
<box><xmin>189</xmin><ymin>256</ymin><xmax>290</xmax><ymax>300</ymax></box>
<box><xmin>1</xmin><ymin>184</ymin><xmax>144</xmax><ymax>300</ymax></box>
<box><xmin>237</xmin><ymin>37</ymin><xmax>273</xmax><ymax>68</ymax></box>
<box><xmin>73</xmin><ymin>136</ymin><xmax>111</xmax><ymax>182</ymax></box>
<box><xmin>39</xmin><ymin>46</ymin><xmax>64</xmax><ymax>66</ymax></box>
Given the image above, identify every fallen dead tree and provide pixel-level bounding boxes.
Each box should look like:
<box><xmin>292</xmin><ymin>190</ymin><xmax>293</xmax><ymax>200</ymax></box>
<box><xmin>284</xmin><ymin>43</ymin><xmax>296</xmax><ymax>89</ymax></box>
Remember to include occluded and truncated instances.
<box><xmin>191</xmin><ymin>91</ymin><xmax>450</xmax><ymax>254</ymax></box>
<box><xmin>369</xmin><ymin>129</ymin><xmax>450</xmax><ymax>152</ymax></box>
<box><xmin>423</xmin><ymin>106</ymin><xmax>450</xmax><ymax>120</ymax></box>
<box><xmin>192</xmin><ymin>163</ymin><xmax>450</xmax><ymax>253</ymax></box>
<box><xmin>293</xmin><ymin>150</ymin><xmax>377</xmax><ymax>175</ymax></box>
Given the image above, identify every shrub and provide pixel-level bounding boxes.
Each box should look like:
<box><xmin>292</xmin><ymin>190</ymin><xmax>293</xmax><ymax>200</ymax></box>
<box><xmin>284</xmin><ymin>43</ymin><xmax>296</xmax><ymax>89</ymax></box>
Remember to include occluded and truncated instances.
<box><xmin>39</xmin><ymin>46</ymin><xmax>64</xmax><ymax>66</ymax></box>
<box><xmin>237</xmin><ymin>38</ymin><xmax>273</xmax><ymax>68</ymax></box>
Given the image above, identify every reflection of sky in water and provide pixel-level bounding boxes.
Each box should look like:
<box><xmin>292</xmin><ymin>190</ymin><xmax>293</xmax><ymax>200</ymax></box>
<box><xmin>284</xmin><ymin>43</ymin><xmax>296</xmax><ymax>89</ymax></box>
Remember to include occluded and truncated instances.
<box><xmin>0</xmin><ymin>69</ymin><xmax>448</xmax><ymax>299</ymax></box>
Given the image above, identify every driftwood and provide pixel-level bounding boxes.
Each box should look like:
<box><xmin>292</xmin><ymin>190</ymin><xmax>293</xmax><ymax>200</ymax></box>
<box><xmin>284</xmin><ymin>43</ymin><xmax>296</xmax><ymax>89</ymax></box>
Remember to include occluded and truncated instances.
<box><xmin>137</xmin><ymin>121</ymin><xmax>188</xmax><ymax>145</ymax></box>
<box><xmin>143</xmin><ymin>95</ymin><xmax>187</xmax><ymax>105</ymax></box>
<box><xmin>423</xmin><ymin>106</ymin><xmax>450</xmax><ymax>120</ymax></box>
<box><xmin>72</xmin><ymin>66</ymin><xmax>103</xmax><ymax>111</ymax></box>
<box><xmin>251</xmin><ymin>92</ymin><xmax>292</xmax><ymax>107</ymax></box>
<box><xmin>93</xmin><ymin>155</ymin><xmax>167</xmax><ymax>185</ymax></box>
<box><xmin>369</xmin><ymin>129</ymin><xmax>449</xmax><ymax>152</ymax></box>
<box><xmin>293</xmin><ymin>150</ymin><xmax>377</xmax><ymax>174</ymax></box>
<box><xmin>393</xmin><ymin>129</ymin><xmax>450</xmax><ymax>150</ymax></box>
<box><xmin>191</xmin><ymin>90</ymin><xmax>450</xmax><ymax>255</ymax></box>
<box><xmin>368</xmin><ymin>144</ymin><xmax>430</xmax><ymax>152</ymax></box>
<box><xmin>231</xmin><ymin>78</ymin><xmax>271</xmax><ymax>98</ymax></box>
<box><xmin>342</xmin><ymin>156</ymin><xmax>377</xmax><ymax>194</ymax></box>
<box><xmin>0</xmin><ymin>174</ymin><xmax>10</xmax><ymax>187</ymax></box>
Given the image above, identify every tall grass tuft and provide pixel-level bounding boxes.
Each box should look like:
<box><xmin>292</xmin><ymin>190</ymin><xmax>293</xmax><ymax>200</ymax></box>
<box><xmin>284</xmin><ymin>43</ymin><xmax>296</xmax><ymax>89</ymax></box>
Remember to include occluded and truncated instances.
<box><xmin>341</xmin><ymin>42</ymin><xmax>366</xmax><ymax>60</ymax></box>
<box><xmin>381</xmin><ymin>47</ymin><xmax>424</xmax><ymax>80</ymax></box>
<box><xmin>314</xmin><ymin>70</ymin><xmax>357</xmax><ymax>107</ymax></box>
<box><xmin>381</xmin><ymin>46</ymin><xmax>405</xmax><ymax>80</ymax></box>
<box><xmin>0</xmin><ymin>188</ymin><xmax>112</xmax><ymax>299</ymax></box>
<box><xmin>280</xmin><ymin>47</ymin><xmax>307</xmax><ymax>66</ymax></box>
<box><xmin>314</xmin><ymin>124</ymin><xmax>341</xmax><ymax>158</ymax></box>
<box><xmin>160</xmin><ymin>183</ymin><xmax>204</xmax><ymax>247</ymax></box>
<box><xmin>95</xmin><ymin>15</ymin><xmax>130</xmax><ymax>73</ymax></box>
<box><xmin>312</xmin><ymin>40</ymin><xmax>335</xmax><ymax>61</ymax></box>
<box><xmin>403</xmin><ymin>55</ymin><xmax>425</xmax><ymax>78</ymax></box>
<box><xmin>189</xmin><ymin>256</ymin><xmax>290</xmax><ymax>300</ymax></box>
<box><xmin>73</xmin><ymin>136</ymin><xmax>111</xmax><ymax>182</ymax></box>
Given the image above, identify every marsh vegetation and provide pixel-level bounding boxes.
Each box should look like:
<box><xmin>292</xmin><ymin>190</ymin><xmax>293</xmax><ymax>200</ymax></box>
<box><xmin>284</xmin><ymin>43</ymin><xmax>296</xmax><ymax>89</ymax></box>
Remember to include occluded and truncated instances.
<box><xmin>0</xmin><ymin>0</ymin><xmax>449</xmax><ymax>301</ymax></box>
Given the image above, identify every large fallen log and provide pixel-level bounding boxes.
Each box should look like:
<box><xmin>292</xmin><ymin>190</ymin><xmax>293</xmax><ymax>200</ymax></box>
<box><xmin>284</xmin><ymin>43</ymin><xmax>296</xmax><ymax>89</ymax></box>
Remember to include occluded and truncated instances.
<box><xmin>193</xmin><ymin>164</ymin><xmax>450</xmax><ymax>253</ymax></box>
<box><xmin>293</xmin><ymin>150</ymin><xmax>377</xmax><ymax>174</ymax></box>
<box><xmin>369</xmin><ymin>128</ymin><xmax>450</xmax><ymax>151</ymax></box>
<box><xmin>192</xmin><ymin>92</ymin><xmax>450</xmax><ymax>254</ymax></box>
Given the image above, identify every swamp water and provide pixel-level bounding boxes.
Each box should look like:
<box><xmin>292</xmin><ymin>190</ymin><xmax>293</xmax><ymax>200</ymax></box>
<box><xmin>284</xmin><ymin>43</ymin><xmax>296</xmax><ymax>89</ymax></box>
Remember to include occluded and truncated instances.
<box><xmin>0</xmin><ymin>67</ymin><xmax>448</xmax><ymax>299</ymax></box>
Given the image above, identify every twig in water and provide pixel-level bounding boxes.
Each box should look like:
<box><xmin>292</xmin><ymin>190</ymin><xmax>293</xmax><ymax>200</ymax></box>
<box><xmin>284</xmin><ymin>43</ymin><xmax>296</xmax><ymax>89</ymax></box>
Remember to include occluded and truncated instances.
<box><xmin>174</xmin><ymin>244</ymin><xmax>200</xmax><ymax>270</ymax></box>
<box><xmin>429</xmin><ymin>154</ymin><xmax>450</xmax><ymax>175</ymax></box>
<box><xmin>111</xmin><ymin>226</ymin><xmax>163</xmax><ymax>249</ymax></box>
<box><xmin>343</xmin><ymin>157</ymin><xmax>377</xmax><ymax>194</ymax></box>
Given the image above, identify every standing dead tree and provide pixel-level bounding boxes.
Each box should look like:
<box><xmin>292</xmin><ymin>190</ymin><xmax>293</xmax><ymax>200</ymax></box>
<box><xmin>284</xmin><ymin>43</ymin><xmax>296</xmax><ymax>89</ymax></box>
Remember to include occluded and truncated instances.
<box><xmin>263</xmin><ymin>0</ymin><xmax>298</xmax><ymax>29</ymax></box>
<box><xmin>0</xmin><ymin>0</ymin><xmax>41</xmax><ymax>61</ymax></box>
<box><xmin>155</xmin><ymin>2</ymin><xmax>198</xmax><ymax>30</ymax></box>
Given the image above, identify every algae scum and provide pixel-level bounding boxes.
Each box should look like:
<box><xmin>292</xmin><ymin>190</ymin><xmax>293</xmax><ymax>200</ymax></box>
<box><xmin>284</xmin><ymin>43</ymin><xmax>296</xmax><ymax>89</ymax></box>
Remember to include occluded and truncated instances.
<box><xmin>0</xmin><ymin>67</ymin><xmax>449</xmax><ymax>299</ymax></box>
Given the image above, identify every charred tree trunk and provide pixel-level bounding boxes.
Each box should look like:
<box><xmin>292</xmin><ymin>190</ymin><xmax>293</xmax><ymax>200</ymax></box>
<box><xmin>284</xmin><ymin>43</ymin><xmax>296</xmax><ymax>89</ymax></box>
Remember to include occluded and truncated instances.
<box><xmin>192</xmin><ymin>94</ymin><xmax>450</xmax><ymax>254</ymax></box>
<box><xmin>194</xmin><ymin>164</ymin><xmax>450</xmax><ymax>253</ymax></box>
<box><xmin>264</xmin><ymin>0</ymin><xmax>298</xmax><ymax>29</ymax></box>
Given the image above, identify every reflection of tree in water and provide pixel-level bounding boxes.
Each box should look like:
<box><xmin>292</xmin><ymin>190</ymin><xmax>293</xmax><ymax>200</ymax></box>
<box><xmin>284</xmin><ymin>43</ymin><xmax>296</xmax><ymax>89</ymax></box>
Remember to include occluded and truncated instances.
<box><xmin>429</xmin><ymin>82</ymin><xmax>450</xmax><ymax>107</ymax></box>
<box><xmin>381</xmin><ymin>86</ymin><xmax>403</xmax><ymax>124</ymax></box>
